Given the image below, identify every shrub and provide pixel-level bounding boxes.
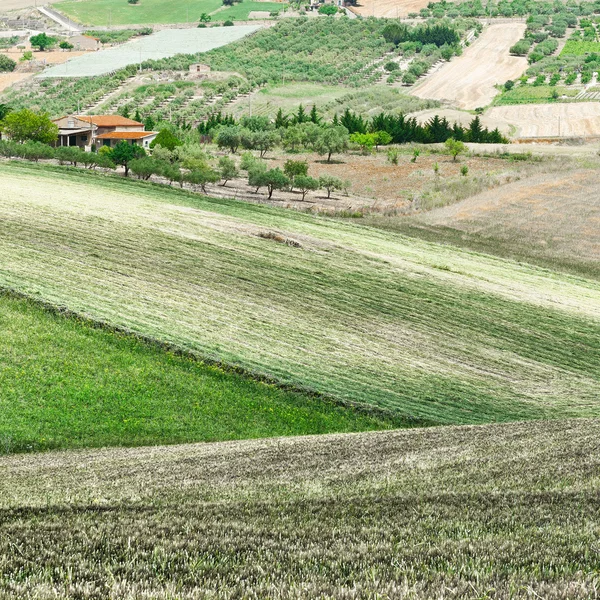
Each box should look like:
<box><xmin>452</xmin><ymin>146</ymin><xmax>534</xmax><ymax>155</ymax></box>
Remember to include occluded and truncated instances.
<box><xmin>0</xmin><ymin>55</ymin><xmax>16</xmax><ymax>72</ymax></box>
<box><xmin>402</xmin><ymin>71</ymin><xmax>417</xmax><ymax>85</ymax></box>
<box><xmin>510</xmin><ymin>40</ymin><xmax>532</xmax><ymax>55</ymax></box>
<box><xmin>387</xmin><ymin>148</ymin><xmax>399</xmax><ymax>165</ymax></box>
<box><xmin>384</xmin><ymin>61</ymin><xmax>400</xmax><ymax>72</ymax></box>
<box><xmin>318</xmin><ymin>5</ymin><xmax>338</xmax><ymax>15</ymax></box>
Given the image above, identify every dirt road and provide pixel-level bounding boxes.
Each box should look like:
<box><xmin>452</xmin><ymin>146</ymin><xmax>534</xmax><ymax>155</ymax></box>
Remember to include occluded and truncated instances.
<box><xmin>411</xmin><ymin>23</ymin><xmax>528</xmax><ymax>110</ymax></box>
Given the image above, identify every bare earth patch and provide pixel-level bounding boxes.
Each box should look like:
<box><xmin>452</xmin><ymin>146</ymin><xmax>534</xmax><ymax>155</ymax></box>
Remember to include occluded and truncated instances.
<box><xmin>411</xmin><ymin>23</ymin><xmax>528</xmax><ymax>110</ymax></box>
<box><xmin>202</xmin><ymin>150</ymin><xmax>526</xmax><ymax>213</ymax></box>
<box><xmin>0</xmin><ymin>49</ymin><xmax>88</xmax><ymax>92</ymax></box>
<box><xmin>486</xmin><ymin>102</ymin><xmax>600</xmax><ymax>138</ymax></box>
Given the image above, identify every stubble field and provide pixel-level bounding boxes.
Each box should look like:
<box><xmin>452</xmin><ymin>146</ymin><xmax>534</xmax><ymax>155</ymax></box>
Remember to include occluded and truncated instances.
<box><xmin>0</xmin><ymin>161</ymin><xmax>599</xmax><ymax>427</ymax></box>
<box><xmin>411</xmin><ymin>23</ymin><xmax>528</xmax><ymax>110</ymax></box>
<box><xmin>2</xmin><ymin>418</ymin><xmax>600</xmax><ymax>598</ymax></box>
<box><xmin>486</xmin><ymin>102</ymin><xmax>600</xmax><ymax>138</ymax></box>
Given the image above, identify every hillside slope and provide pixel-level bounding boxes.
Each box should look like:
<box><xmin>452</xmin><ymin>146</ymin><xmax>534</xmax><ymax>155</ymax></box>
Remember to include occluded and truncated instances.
<box><xmin>0</xmin><ymin>293</ymin><xmax>400</xmax><ymax>454</ymax></box>
<box><xmin>387</xmin><ymin>169</ymin><xmax>600</xmax><ymax>280</ymax></box>
<box><xmin>2</xmin><ymin>419</ymin><xmax>600</xmax><ymax>598</ymax></box>
<box><xmin>1</xmin><ymin>162</ymin><xmax>599</xmax><ymax>425</ymax></box>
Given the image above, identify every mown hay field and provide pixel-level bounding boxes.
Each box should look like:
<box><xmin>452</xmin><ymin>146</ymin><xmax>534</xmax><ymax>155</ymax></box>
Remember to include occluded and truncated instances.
<box><xmin>1</xmin><ymin>418</ymin><xmax>600</xmax><ymax>598</ymax></box>
<box><xmin>1</xmin><ymin>161</ymin><xmax>599</xmax><ymax>426</ymax></box>
<box><xmin>0</xmin><ymin>293</ymin><xmax>399</xmax><ymax>454</ymax></box>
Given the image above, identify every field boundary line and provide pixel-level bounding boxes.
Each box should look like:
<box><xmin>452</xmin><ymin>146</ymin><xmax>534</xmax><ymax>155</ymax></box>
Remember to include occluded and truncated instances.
<box><xmin>0</xmin><ymin>286</ymin><xmax>428</xmax><ymax>428</ymax></box>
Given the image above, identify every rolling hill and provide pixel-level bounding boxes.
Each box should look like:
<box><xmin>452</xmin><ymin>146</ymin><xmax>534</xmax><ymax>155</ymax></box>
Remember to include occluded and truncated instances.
<box><xmin>1</xmin><ymin>161</ymin><xmax>599</xmax><ymax>427</ymax></box>
<box><xmin>0</xmin><ymin>292</ymin><xmax>400</xmax><ymax>454</ymax></box>
<box><xmin>2</xmin><ymin>418</ymin><xmax>599</xmax><ymax>598</ymax></box>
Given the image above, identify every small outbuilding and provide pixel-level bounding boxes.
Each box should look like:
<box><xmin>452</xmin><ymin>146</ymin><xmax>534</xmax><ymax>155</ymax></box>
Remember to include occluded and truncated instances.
<box><xmin>68</xmin><ymin>35</ymin><xmax>101</xmax><ymax>51</ymax></box>
<box><xmin>189</xmin><ymin>63</ymin><xmax>211</xmax><ymax>77</ymax></box>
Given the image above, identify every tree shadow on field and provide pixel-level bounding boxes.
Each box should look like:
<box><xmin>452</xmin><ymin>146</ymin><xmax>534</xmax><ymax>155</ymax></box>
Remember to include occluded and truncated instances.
<box><xmin>314</xmin><ymin>159</ymin><xmax>346</xmax><ymax>165</ymax></box>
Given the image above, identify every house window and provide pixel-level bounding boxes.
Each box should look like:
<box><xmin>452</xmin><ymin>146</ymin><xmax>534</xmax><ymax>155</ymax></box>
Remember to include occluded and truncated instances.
<box><xmin>103</xmin><ymin>140</ymin><xmax>111</xmax><ymax>147</ymax></box>
<box><xmin>81</xmin><ymin>135</ymin><xmax>88</xmax><ymax>142</ymax></box>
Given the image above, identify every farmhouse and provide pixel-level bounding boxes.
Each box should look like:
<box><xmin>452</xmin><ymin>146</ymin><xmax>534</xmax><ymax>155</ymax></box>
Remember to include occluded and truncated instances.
<box><xmin>53</xmin><ymin>115</ymin><xmax>158</xmax><ymax>150</ymax></box>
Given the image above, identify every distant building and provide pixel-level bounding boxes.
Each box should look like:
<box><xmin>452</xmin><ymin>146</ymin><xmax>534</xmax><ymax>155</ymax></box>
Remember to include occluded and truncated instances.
<box><xmin>52</xmin><ymin>115</ymin><xmax>158</xmax><ymax>150</ymax></box>
<box><xmin>69</xmin><ymin>35</ymin><xmax>101</xmax><ymax>51</ymax></box>
<box><xmin>189</xmin><ymin>63</ymin><xmax>211</xmax><ymax>77</ymax></box>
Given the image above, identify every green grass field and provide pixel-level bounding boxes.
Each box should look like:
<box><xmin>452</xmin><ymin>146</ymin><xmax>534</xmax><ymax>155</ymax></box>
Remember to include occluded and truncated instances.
<box><xmin>1</xmin><ymin>161</ymin><xmax>599</xmax><ymax>428</ymax></box>
<box><xmin>0</xmin><ymin>292</ymin><xmax>400</xmax><ymax>454</ymax></box>
<box><xmin>54</xmin><ymin>0</ymin><xmax>284</xmax><ymax>25</ymax></box>
<box><xmin>2</xmin><ymin>418</ymin><xmax>600</xmax><ymax>598</ymax></box>
<box><xmin>560</xmin><ymin>39</ymin><xmax>600</xmax><ymax>55</ymax></box>
<box><xmin>493</xmin><ymin>84</ymin><xmax>579</xmax><ymax>105</ymax></box>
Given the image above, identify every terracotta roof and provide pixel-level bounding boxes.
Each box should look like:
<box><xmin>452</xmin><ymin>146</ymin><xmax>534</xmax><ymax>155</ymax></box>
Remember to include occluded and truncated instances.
<box><xmin>96</xmin><ymin>131</ymin><xmax>158</xmax><ymax>140</ymax></box>
<box><xmin>78</xmin><ymin>115</ymin><xmax>143</xmax><ymax>127</ymax></box>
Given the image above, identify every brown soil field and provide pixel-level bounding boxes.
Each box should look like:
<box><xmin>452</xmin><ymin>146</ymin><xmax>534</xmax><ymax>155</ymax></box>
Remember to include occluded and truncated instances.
<box><xmin>200</xmin><ymin>149</ymin><xmax>530</xmax><ymax>213</ymax></box>
<box><xmin>0</xmin><ymin>71</ymin><xmax>29</xmax><ymax>93</ymax></box>
<box><xmin>413</xmin><ymin>168</ymin><xmax>600</xmax><ymax>274</ymax></box>
<box><xmin>350</xmin><ymin>0</ymin><xmax>430</xmax><ymax>18</ymax></box>
<box><xmin>0</xmin><ymin>49</ymin><xmax>87</xmax><ymax>91</ymax></box>
<box><xmin>487</xmin><ymin>102</ymin><xmax>600</xmax><ymax>138</ymax></box>
<box><xmin>2</xmin><ymin>48</ymin><xmax>87</xmax><ymax>63</ymax></box>
<box><xmin>412</xmin><ymin>23</ymin><xmax>528</xmax><ymax>110</ymax></box>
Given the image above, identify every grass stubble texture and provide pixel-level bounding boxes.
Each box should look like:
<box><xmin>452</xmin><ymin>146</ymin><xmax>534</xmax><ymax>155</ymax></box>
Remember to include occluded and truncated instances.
<box><xmin>0</xmin><ymin>419</ymin><xmax>599</xmax><ymax>598</ymax></box>
<box><xmin>0</xmin><ymin>161</ymin><xmax>599</xmax><ymax>428</ymax></box>
<box><xmin>0</xmin><ymin>293</ymin><xmax>400</xmax><ymax>454</ymax></box>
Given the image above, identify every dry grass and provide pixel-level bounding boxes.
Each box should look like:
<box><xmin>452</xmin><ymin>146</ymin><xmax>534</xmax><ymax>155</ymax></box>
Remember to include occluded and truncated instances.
<box><xmin>374</xmin><ymin>168</ymin><xmax>600</xmax><ymax>279</ymax></box>
<box><xmin>0</xmin><ymin>161</ymin><xmax>599</xmax><ymax>426</ymax></box>
<box><xmin>230</xmin><ymin>147</ymin><xmax>542</xmax><ymax>212</ymax></box>
<box><xmin>1</xmin><ymin>418</ymin><xmax>600</xmax><ymax>598</ymax></box>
